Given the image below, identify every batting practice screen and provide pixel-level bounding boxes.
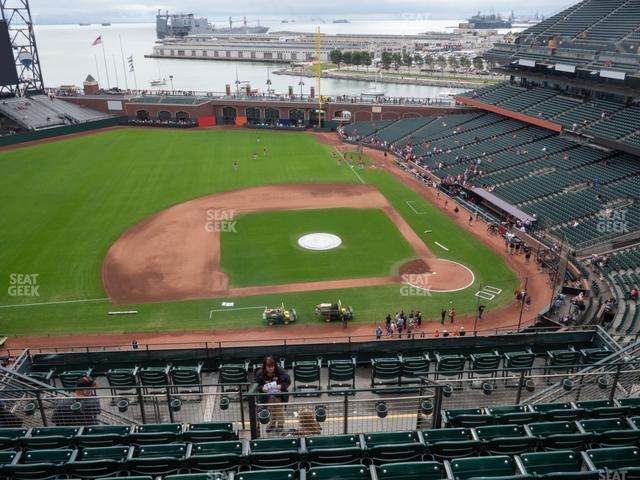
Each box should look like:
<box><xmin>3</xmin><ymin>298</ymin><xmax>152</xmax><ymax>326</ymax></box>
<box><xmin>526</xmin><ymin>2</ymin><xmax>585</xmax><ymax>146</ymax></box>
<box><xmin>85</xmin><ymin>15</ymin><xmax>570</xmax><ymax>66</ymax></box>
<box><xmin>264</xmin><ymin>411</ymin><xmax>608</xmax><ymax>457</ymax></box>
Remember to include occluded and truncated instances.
<box><xmin>0</xmin><ymin>20</ymin><xmax>18</xmax><ymax>87</ymax></box>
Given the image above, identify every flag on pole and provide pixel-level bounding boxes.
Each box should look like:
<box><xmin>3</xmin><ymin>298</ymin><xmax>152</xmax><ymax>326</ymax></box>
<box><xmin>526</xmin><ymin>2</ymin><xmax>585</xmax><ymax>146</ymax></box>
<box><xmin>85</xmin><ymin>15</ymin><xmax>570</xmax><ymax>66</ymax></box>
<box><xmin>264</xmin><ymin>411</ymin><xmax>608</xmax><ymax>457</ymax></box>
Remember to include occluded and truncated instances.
<box><xmin>127</xmin><ymin>56</ymin><xmax>135</xmax><ymax>72</ymax></box>
<box><xmin>91</xmin><ymin>35</ymin><xmax>102</xmax><ymax>46</ymax></box>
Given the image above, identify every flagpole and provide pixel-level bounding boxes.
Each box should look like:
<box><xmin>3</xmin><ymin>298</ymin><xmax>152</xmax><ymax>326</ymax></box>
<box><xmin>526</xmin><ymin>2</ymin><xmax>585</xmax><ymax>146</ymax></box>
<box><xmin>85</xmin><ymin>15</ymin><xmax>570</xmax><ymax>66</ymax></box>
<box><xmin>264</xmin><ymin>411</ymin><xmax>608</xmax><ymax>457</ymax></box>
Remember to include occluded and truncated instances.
<box><xmin>93</xmin><ymin>54</ymin><xmax>102</xmax><ymax>87</ymax></box>
<box><xmin>119</xmin><ymin>35</ymin><xmax>129</xmax><ymax>91</ymax></box>
<box><xmin>100</xmin><ymin>38</ymin><xmax>111</xmax><ymax>88</ymax></box>
<box><xmin>112</xmin><ymin>55</ymin><xmax>119</xmax><ymax>88</ymax></box>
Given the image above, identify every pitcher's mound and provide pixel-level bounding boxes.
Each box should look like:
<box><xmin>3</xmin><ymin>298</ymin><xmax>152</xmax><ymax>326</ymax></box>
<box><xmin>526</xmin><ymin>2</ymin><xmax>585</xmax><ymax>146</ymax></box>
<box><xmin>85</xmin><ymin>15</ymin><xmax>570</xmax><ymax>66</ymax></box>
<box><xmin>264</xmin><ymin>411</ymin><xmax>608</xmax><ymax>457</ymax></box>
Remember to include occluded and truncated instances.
<box><xmin>399</xmin><ymin>259</ymin><xmax>432</xmax><ymax>276</ymax></box>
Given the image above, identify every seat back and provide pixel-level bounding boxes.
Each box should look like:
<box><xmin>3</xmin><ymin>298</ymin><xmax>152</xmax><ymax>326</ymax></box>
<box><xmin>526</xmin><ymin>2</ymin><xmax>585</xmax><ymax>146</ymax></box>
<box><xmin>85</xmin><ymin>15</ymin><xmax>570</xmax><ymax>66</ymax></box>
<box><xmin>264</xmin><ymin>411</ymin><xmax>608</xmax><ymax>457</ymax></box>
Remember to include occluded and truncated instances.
<box><xmin>585</xmin><ymin>446</ymin><xmax>640</xmax><ymax>470</ymax></box>
<box><xmin>449</xmin><ymin>455</ymin><xmax>517</xmax><ymax>480</ymax></box>
<box><xmin>231</xmin><ymin>469</ymin><xmax>297</xmax><ymax>479</ymax></box>
<box><xmin>519</xmin><ymin>450</ymin><xmax>582</xmax><ymax>475</ymax></box>
<box><xmin>183</xmin><ymin>422</ymin><xmax>237</xmax><ymax>442</ymax></box>
<box><xmin>378</xmin><ymin>461</ymin><xmax>446</xmax><ymax>480</ymax></box>
<box><xmin>305</xmin><ymin>434</ymin><xmax>363</xmax><ymax>466</ymax></box>
<box><xmin>106</xmin><ymin>368</ymin><xmax>139</xmax><ymax>390</ymax></box>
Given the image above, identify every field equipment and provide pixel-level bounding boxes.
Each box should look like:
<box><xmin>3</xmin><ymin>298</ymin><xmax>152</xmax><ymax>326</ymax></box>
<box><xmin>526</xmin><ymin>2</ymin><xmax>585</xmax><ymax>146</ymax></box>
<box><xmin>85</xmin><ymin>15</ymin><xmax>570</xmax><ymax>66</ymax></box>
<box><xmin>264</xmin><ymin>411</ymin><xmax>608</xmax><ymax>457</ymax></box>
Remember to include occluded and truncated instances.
<box><xmin>263</xmin><ymin>303</ymin><xmax>298</xmax><ymax>326</ymax></box>
<box><xmin>314</xmin><ymin>300</ymin><xmax>353</xmax><ymax>323</ymax></box>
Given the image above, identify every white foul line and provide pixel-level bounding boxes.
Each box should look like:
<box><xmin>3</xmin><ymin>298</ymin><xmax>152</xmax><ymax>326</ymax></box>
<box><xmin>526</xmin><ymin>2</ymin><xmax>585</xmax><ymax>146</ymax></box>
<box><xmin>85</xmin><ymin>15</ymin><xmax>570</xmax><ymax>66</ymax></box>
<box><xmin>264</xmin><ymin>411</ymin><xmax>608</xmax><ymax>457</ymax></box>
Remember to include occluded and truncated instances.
<box><xmin>334</xmin><ymin>147</ymin><xmax>365</xmax><ymax>184</ymax></box>
<box><xmin>0</xmin><ymin>297</ymin><xmax>109</xmax><ymax>309</ymax></box>
<box><xmin>209</xmin><ymin>305</ymin><xmax>267</xmax><ymax>320</ymax></box>
<box><xmin>434</xmin><ymin>241</ymin><xmax>449</xmax><ymax>251</ymax></box>
<box><xmin>406</xmin><ymin>200</ymin><xmax>427</xmax><ymax>215</ymax></box>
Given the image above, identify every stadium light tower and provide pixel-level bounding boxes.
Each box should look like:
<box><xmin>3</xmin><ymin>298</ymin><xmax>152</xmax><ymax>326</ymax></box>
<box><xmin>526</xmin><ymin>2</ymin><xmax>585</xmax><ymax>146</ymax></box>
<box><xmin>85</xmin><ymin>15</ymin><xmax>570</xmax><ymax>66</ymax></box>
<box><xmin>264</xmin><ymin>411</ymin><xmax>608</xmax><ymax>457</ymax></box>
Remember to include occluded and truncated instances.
<box><xmin>0</xmin><ymin>0</ymin><xmax>45</xmax><ymax>97</ymax></box>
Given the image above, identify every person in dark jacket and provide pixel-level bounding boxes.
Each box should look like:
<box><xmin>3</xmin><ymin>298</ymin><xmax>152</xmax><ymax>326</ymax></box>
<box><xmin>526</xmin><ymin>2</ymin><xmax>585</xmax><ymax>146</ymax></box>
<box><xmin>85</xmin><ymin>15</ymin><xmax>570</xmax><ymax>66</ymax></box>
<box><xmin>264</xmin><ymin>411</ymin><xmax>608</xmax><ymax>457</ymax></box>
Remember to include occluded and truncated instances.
<box><xmin>52</xmin><ymin>376</ymin><xmax>100</xmax><ymax>426</ymax></box>
<box><xmin>254</xmin><ymin>356</ymin><xmax>291</xmax><ymax>433</ymax></box>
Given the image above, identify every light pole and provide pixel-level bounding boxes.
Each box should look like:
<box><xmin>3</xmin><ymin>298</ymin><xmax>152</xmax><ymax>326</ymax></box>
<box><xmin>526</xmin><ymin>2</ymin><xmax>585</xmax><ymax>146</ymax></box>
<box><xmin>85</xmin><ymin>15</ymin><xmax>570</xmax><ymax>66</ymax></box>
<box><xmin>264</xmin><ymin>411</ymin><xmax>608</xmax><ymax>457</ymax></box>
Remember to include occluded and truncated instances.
<box><xmin>298</xmin><ymin>79</ymin><xmax>305</xmax><ymax>99</ymax></box>
<box><xmin>169</xmin><ymin>75</ymin><xmax>174</xmax><ymax>92</ymax></box>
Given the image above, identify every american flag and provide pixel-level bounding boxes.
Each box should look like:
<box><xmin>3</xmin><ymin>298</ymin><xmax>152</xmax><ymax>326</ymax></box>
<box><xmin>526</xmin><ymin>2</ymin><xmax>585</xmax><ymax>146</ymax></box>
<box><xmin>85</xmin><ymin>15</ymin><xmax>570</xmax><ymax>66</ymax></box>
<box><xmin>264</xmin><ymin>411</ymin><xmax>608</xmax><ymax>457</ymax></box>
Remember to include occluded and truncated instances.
<box><xmin>91</xmin><ymin>35</ymin><xmax>102</xmax><ymax>46</ymax></box>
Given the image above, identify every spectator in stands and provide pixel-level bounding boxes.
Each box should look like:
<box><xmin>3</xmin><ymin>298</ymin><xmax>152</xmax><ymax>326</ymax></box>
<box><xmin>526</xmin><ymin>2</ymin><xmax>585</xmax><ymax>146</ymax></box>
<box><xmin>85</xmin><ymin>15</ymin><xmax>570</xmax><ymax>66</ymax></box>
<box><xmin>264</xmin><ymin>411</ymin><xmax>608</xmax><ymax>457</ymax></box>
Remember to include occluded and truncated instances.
<box><xmin>52</xmin><ymin>376</ymin><xmax>100</xmax><ymax>426</ymax></box>
<box><xmin>255</xmin><ymin>356</ymin><xmax>290</xmax><ymax>433</ymax></box>
<box><xmin>630</xmin><ymin>287</ymin><xmax>639</xmax><ymax>303</ymax></box>
<box><xmin>458</xmin><ymin>327</ymin><xmax>466</xmax><ymax>337</ymax></box>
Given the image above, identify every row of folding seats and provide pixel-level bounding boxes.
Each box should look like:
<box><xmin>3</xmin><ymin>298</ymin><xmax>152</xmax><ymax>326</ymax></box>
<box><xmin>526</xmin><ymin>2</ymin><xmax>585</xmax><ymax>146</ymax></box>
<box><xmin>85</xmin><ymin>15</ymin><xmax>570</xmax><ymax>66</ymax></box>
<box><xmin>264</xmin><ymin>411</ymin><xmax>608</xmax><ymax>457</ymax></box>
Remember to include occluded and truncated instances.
<box><xmin>0</xmin><ymin>422</ymin><xmax>237</xmax><ymax>450</ymax></box>
<box><xmin>444</xmin><ymin>399</ymin><xmax>640</xmax><ymax>427</ymax></box>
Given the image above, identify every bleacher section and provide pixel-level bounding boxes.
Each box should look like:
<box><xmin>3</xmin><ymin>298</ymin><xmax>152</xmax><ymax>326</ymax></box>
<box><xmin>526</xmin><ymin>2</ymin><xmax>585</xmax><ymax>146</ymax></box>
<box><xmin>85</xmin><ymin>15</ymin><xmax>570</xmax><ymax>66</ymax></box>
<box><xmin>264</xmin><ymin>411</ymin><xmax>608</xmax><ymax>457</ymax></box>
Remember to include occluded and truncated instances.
<box><xmin>0</xmin><ymin>95</ymin><xmax>112</xmax><ymax>131</ymax></box>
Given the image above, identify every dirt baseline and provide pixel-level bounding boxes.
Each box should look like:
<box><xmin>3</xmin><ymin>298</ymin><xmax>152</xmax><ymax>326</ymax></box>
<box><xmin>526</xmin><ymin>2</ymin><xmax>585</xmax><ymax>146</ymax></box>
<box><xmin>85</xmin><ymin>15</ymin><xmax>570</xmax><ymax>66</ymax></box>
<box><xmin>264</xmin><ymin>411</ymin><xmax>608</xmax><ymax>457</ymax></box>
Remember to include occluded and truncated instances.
<box><xmin>102</xmin><ymin>183</ymin><xmax>473</xmax><ymax>304</ymax></box>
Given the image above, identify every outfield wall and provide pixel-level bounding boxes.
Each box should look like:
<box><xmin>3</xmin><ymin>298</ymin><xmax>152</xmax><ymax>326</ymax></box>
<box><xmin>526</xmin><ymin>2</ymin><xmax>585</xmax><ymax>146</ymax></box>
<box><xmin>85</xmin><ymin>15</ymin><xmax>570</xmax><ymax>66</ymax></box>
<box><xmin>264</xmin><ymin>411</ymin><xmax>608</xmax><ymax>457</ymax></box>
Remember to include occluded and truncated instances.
<box><xmin>0</xmin><ymin>117</ymin><xmax>127</xmax><ymax>148</ymax></box>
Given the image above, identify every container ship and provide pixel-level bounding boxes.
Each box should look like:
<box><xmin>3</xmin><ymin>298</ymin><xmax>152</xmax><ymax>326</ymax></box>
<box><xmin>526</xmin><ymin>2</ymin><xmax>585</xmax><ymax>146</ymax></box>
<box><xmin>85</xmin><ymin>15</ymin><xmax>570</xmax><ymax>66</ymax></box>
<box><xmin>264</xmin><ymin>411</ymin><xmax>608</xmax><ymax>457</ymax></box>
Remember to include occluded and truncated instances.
<box><xmin>156</xmin><ymin>11</ymin><xmax>268</xmax><ymax>39</ymax></box>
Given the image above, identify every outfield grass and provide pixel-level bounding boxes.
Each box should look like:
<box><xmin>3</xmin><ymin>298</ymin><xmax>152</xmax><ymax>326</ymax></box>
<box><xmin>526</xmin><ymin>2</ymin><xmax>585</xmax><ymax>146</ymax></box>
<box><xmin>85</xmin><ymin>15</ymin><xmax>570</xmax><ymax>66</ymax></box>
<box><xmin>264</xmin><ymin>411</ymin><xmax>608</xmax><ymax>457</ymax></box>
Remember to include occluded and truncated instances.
<box><xmin>0</xmin><ymin>128</ymin><xmax>519</xmax><ymax>335</ymax></box>
<box><xmin>221</xmin><ymin>208</ymin><xmax>418</xmax><ymax>287</ymax></box>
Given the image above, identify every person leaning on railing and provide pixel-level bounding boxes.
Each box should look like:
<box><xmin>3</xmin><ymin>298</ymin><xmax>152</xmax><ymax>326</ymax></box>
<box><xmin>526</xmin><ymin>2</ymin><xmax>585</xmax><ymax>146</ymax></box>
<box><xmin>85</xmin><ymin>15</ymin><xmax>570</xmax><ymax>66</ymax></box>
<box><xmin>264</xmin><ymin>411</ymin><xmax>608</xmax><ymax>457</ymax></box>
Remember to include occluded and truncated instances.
<box><xmin>52</xmin><ymin>376</ymin><xmax>101</xmax><ymax>426</ymax></box>
<box><xmin>254</xmin><ymin>356</ymin><xmax>291</xmax><ymax>433</ymax></box>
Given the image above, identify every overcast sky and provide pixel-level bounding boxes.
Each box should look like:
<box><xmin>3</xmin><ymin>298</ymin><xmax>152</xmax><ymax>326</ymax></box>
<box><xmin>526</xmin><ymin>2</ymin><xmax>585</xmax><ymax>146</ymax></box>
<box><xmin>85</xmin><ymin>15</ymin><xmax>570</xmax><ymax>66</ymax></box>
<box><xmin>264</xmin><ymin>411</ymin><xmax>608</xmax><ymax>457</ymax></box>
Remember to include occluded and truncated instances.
<box><xmin>30</xmin><ymin>0</ymin><xmax>568</xmax><ymax>24</ymax></box>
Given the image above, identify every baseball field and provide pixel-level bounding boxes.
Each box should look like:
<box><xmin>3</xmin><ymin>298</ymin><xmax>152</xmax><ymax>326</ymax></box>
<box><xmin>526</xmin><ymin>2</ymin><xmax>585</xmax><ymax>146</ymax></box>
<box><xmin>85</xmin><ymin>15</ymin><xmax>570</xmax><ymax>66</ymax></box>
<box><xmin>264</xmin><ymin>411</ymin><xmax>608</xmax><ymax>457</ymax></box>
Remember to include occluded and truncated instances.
<box><xmin>0</xmin><ymin>127</ymin><xmax>521</xmax><ymax>336</ymax></box>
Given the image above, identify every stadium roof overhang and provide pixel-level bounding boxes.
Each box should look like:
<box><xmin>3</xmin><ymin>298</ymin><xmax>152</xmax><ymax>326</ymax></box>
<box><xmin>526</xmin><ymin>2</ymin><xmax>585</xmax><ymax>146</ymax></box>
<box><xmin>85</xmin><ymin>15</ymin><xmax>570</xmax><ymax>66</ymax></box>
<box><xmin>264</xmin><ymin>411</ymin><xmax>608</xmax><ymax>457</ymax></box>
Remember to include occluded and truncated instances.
<box><xmin>469</xmin><ymin>187</ymin><xmax>537</xmax><ymax>223</ymax></box>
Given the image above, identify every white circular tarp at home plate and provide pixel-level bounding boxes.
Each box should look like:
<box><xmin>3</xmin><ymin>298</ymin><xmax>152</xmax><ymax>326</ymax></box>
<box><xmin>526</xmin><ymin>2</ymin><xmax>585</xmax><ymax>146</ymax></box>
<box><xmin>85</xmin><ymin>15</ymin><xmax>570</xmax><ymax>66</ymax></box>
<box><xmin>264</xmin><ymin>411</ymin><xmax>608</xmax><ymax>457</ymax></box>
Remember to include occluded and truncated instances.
<box><xmin>298</xmin><ymin>233</ymin><xmax>342</xmax><ymax>251</ymax></box>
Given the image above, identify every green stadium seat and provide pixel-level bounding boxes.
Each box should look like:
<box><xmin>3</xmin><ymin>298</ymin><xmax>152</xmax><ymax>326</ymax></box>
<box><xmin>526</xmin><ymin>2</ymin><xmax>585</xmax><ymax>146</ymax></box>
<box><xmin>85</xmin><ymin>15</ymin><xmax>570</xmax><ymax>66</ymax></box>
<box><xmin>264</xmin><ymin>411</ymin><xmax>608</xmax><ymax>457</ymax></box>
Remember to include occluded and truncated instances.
<box><xmin>129</xmin><ymin>423</ymin><xmax>183</xmax><ymax>444</ymax></box>
<box><xmin>447</xmin><ymin>455</ymin><xmax>526</xmax><ymax>480</ymax></box>
<box><xmin>371</xmin><ymin>357</ymin><xmax>403</xmax><ymax>390</ymax></box>
<box><xmin>502</xmin><ymin>350</ymin><xmax>535</xmax><ymax>379</ymax></box>
<box><xmin>327</xmin><ymin>358</ymin><xmax>356</xmax><ymax>393</ymax></box>
<box><xmin>377</xmin><ymin>461</ymin><xmax>446</xmax><ymax>480</ymax></box>
<box><xmin>127</xmin><ymin>443</ymin><xmax>187</xmax><ymax>476</ymax></box>
<box><xmin>422</xmin><ymin>428</ymin><xmax>480</xmax><ymax>460</ymax></box>
<box><xmin>0</xmin><ymin>449</ymin><xmax>21</xmax><ymax>478</ymax></box>
<box><xmin>27</xmin><ymin>369</ymin><xmax>55</xmax><ymax>386</ymax></box>
<box><xmin>469</xmin><ymin>350</ymin><xmax>501</xmax><ymax>379</ymax></box>
<box><xmin>75</xmin><ymin>425</ymin><xmax>132</xmax><ymax>447</ymax></box>
<box><xmin>170</xmin><ymin>364</ymin><xmax>203</xmax><ymax>394</ymax></box>
<box><xmin>66</xmin><ymin>445</ymin><xmax>133</xmax><ymax>478</ymax></box>
<box><xmin>475</xmin><ymin>424</ymin><xmax>537</xmax><ymax>454</ymax></box>
<box><xmin>434</xmin><ymin>354</ymin><xmax>466</xmax><ymax>382</ymax></box>
<box><xmin>106</xmin><ymin>367</ymin><xmax>139</xmax><ymax>396</ymax></box>
<box><xmin>5</xmin><ymin>448</ymin><xmax>76</xmax><ymax>480</ymax></box>
<box><xmin>229</xmin><ymin>469</ymin><xmax>297</xmax><ymax>480</ymax></box>
<box><xmin>59</xmin><ymin>368</ymin><xmax>94</xmax><ymax>390</ymax></box>
<box><xmin>293</xmin><ymin>359</ymin><xmax>322</xmax><ymax>396</ymax></box>
<box><xmin>531</xmin><ymin>402</ymin><xmax>585</xmax><ymax>421</ymax></box>
<box><xmin>138</xmin><ymin>365</ymin><xmax>171</xmax><ymax>393</ymax></box>
<box><xmin>617</xmin><ymin>397</ymin><xmax>640</xmax><ymax>415</ymax></box>
<box><xmin>182</xmin><ymin>422</ymin><xmax>238</xmax><ymax>442</ymax></box>
<box><xmin>525</xmin><ymin>421</ymin><xmax>593</xmax><ymax>451</ymax></box>
<box><xmin>442</xmin><ymin>407</ymin><xmax>494</xmax><ymax>428</ymax></box>
<box><xmin>579</xmin><ymin>347</ymin><xmax>612</xmax><ymax>364</ymax></box>
<box><xmin>486</xmin><ymin>405</ymin><xmax>539</xmax><ymax>425</ymax></box>
<box><xmin>246</xmin><ymin>437</ymin><xmax>303</xmax><ymax>470</ymax></box>
<box><xmin>583</xmin><ymin>446</ymin><xmax>640</xmax><ymax>476</ymax></box>
<box><xmin>185</xmin><ymin>440</ymin><xmax>244</xmax><ymax>472</ymax></box>
<box><xmin>306</xmin><ymin>464</ymin><xmax>376</xmax><ymax>479</ymax></box>
<box><xmin>575</xmin><ymin>399</ymin><xmax>629</xmax><ymax>419</ymax></box>
<box><xmin>579</xmin><ymin>418</ymin><xmax>640</xmax><ymax>446</ymax></box>
<box><xmin>362</xmin><ymin>431</ymin><xmax>424</xmax><ymax>465</ymax></box>
<box><xmin>219</xmin><ymin>362</ymin><xmax>250</xmax><ymax>393</ymax></box>
<box><xmin>166</xmin><ymin>474</ymin><xmax>226</xmax><ymax>480</ymax></box>
<box><xmin>305</xmin><ymin>434</ymin><xmax>364</xmax><ymax>466</ymax></box>
<box><xmin>400</xmin><ymin>354</ymin><xmax>431</xmax><ymax>385</ymax></box>
<box><xmin>544</xmin><ymin>348</ymin><xmax>580</xmax><ymax>376</ymax></box>
<box><xmin>22</xmin><ymin>426</ymin><xmax>81</xmax><ymax>449</ymax></box>
<box><xmin>518</xmin><ymin>450</ymin><xmax>598</xmax><ymax>480</ymax></box>
<box><xmin>0</xmin><ymin>428</ymin><xmax>28</xmax><ymax>450</ymax></box>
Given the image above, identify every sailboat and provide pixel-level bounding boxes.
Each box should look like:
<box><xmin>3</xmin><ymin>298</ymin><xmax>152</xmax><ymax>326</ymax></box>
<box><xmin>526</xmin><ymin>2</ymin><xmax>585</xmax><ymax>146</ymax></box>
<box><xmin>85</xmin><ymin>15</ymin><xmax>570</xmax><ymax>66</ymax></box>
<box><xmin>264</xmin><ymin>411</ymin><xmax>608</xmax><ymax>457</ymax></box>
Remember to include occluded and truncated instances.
<box><xmin>150</xmin><ymin>64</ymin><xmax>167</xmax><ymax>86</ymax></box>
<box><xmin>361</xmin><ymin>71</ymin><xmax>385</xmax><ymax>97</ymax></box>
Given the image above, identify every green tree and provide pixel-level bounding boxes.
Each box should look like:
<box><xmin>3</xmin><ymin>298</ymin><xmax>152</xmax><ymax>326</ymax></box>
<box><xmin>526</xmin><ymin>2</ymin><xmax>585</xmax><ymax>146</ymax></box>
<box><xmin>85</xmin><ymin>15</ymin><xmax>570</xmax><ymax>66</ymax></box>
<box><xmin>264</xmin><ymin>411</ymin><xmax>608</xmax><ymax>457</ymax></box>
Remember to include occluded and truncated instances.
<box><xmin>459</xmin><ymin>56</ymin><xmax>472</xmax><ymax>71</ymax></box>
<box><xmin>392</xmin><ymin>52</ymin><xmax>402</xmax><ymax>70</ymax></box>
<box><xmin>402</xmin><ymin>52</ymin><xmax>413</xmax><ymax>68</ymax></box>
<box><xmin>381</xmin><ymin>51</ymin><xmax>392</xmax><ymax>70</ymax></box>
<box><xmin>448</xmin><ymin>55</ymin><xmax>459</xmax><ymax>72</ymax></box>
<box><xmin>423</xmin><ymin>54</ymin><xmax>434</xmax><ymax>70</ymax></box>
<box><xmin>361</xmin><ymin>51</ymin><xmax>372</xmax><ymax>69</ymax></box>
<box><xmin>329</xmin><ymin>49</ymin><xmax>342</xmax><ymax>67</ymax></box>
<box><xmin>413</xmin><ymin>54</ymin><xmax>423</xmax><ymax>68</ymax></box>
<box><xmin>342</xmin><ymin>51</ymin><xmax>352</xmax><ymax>65</ymax></box>
<box><xmin>436</xmin><ymin>56</ymin><xmax>448</xmax><ymax>74</ymax></box>
<box><xmin>473</xmin><ymin>56</ymin><xmax>485</xmax><ymax>72</ymax></box>
<box><xmin>351</xmin><ymin>51</ymin><xmax>363</xmax><ymax>69</ymax></box>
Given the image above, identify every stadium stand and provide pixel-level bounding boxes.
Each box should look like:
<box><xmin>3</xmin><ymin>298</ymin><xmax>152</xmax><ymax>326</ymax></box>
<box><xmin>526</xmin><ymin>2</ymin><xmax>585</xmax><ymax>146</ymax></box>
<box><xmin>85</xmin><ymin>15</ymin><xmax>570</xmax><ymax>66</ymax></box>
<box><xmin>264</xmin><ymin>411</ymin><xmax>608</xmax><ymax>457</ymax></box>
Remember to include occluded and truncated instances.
<box><xmin>0</xmin><ymin>95</ymin><xmax>112</xmax><ymax>131</ymax></box>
